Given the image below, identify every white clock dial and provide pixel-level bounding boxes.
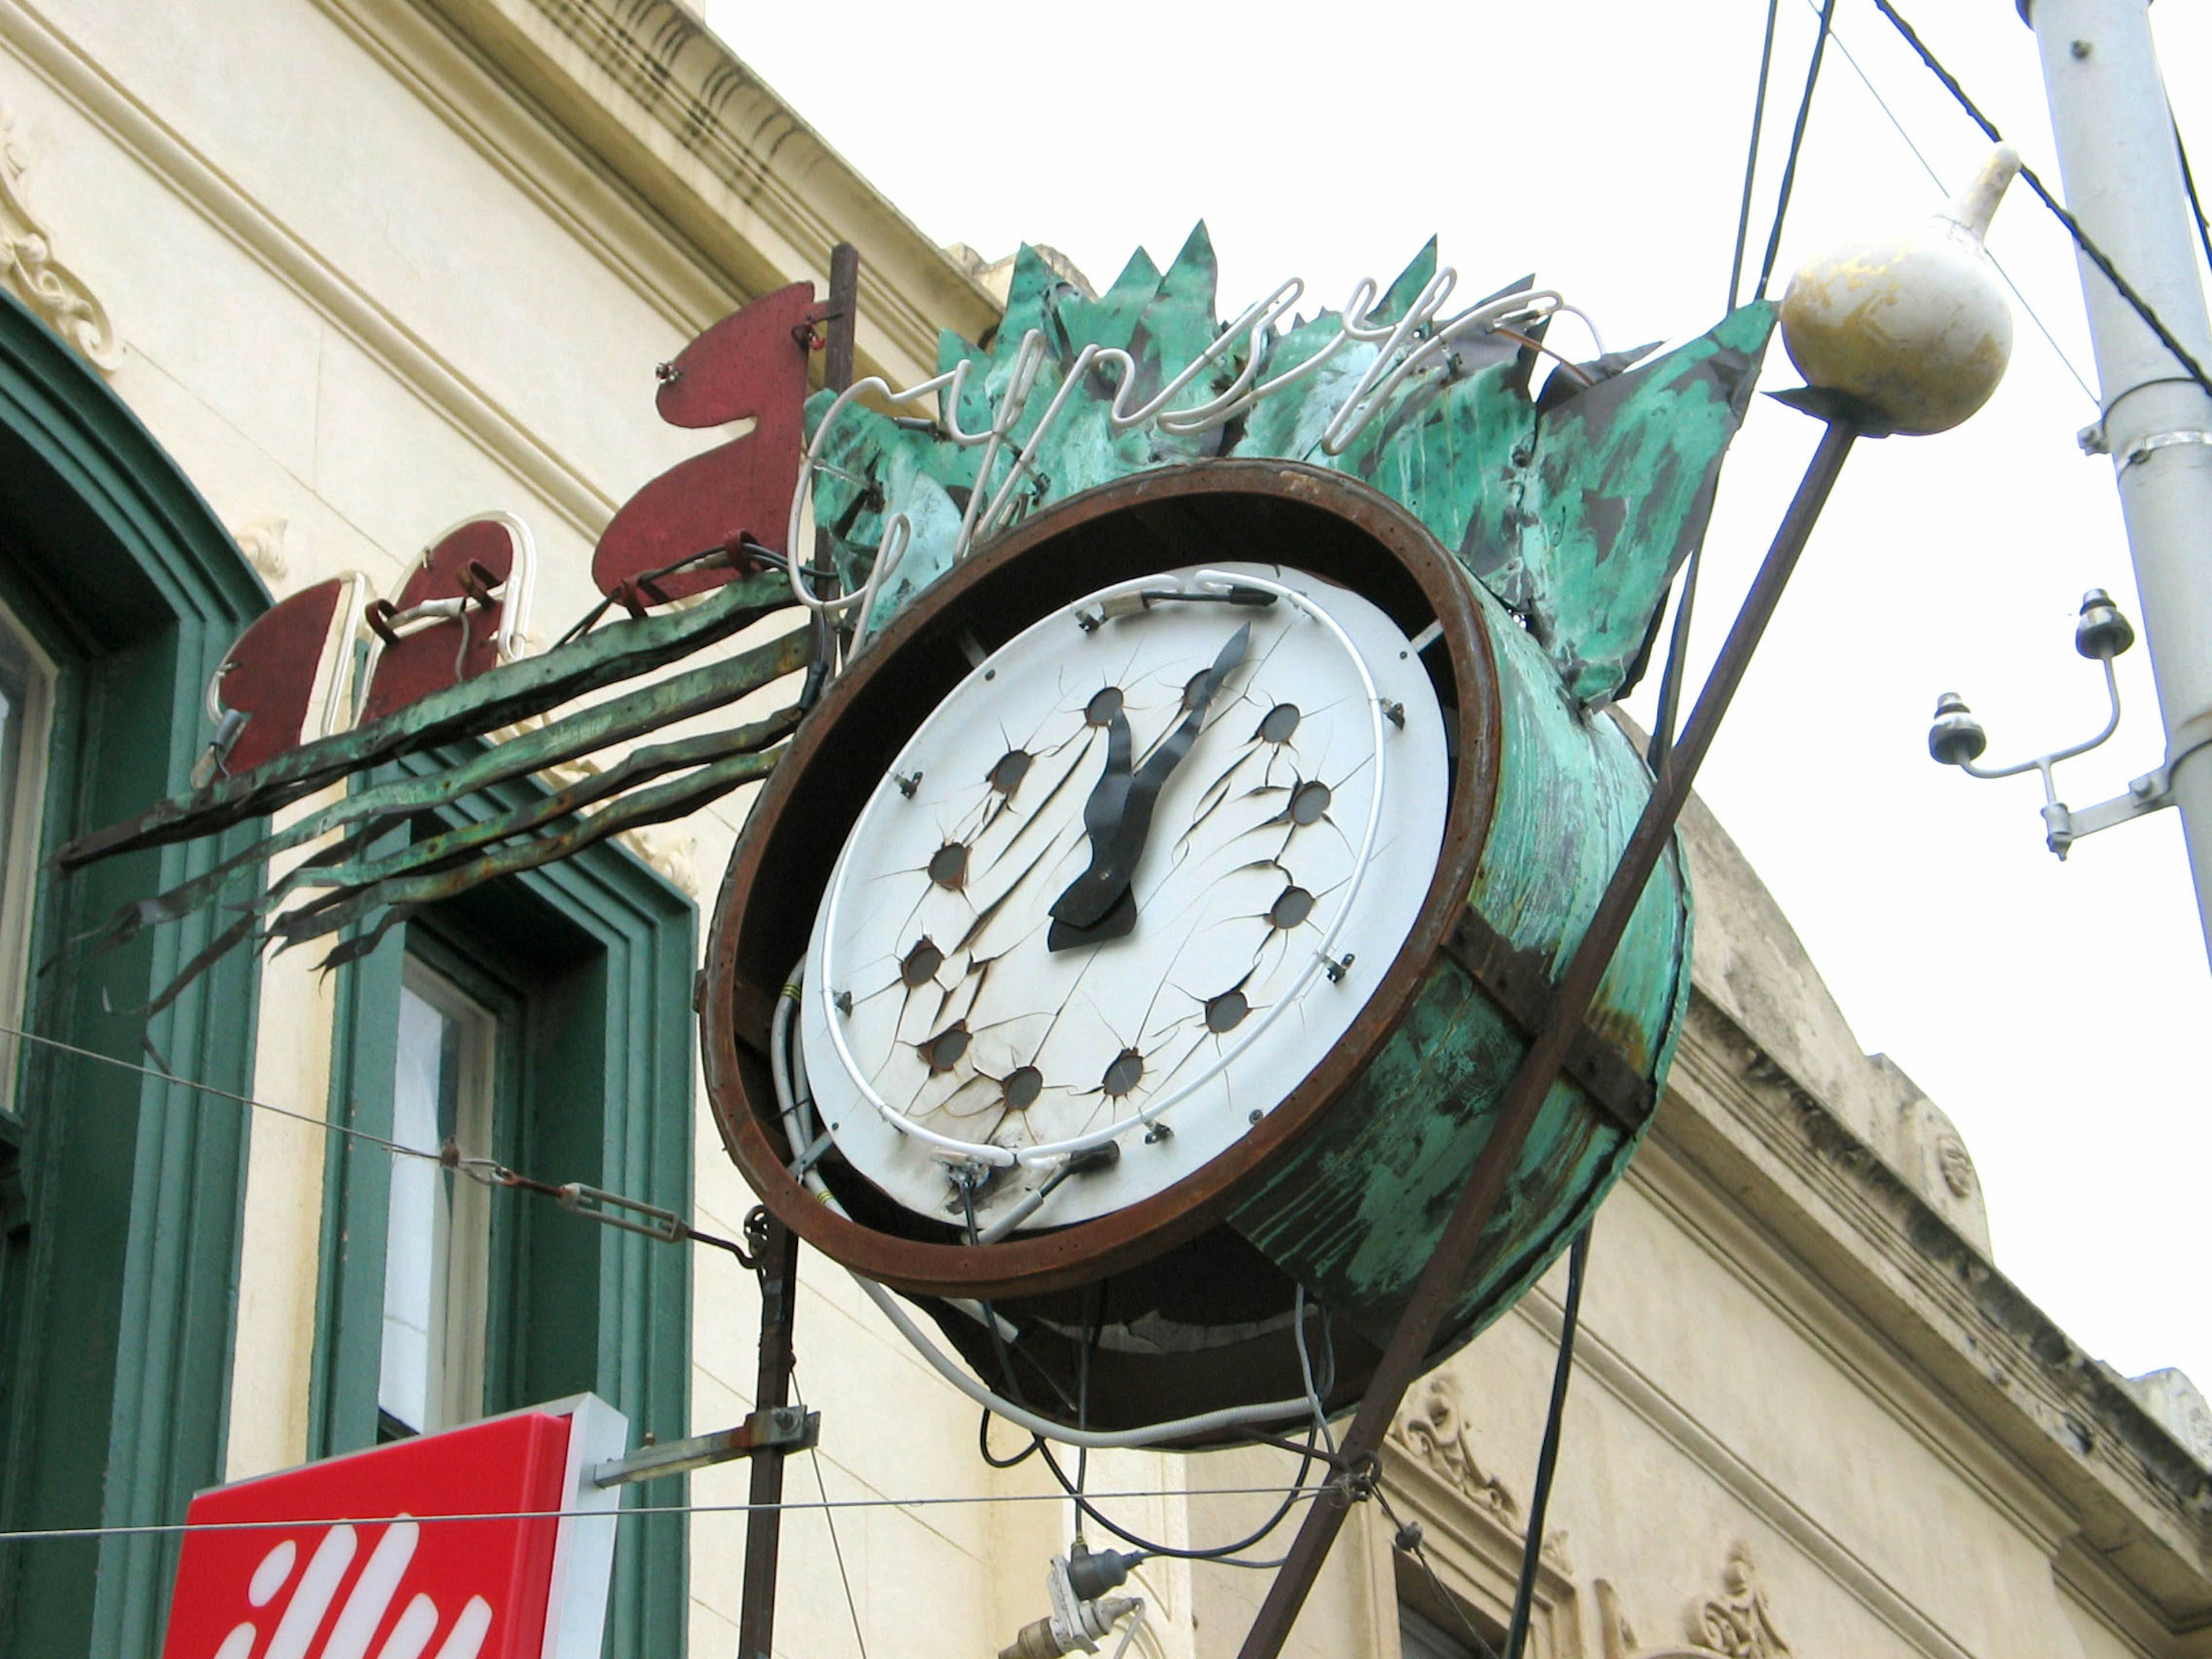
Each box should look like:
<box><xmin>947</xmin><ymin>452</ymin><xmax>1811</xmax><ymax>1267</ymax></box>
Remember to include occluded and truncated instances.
<box><xmin>798</xmin><ymin>562</ymin><xmax>1449</xmax><ymax>1234</ymax></box>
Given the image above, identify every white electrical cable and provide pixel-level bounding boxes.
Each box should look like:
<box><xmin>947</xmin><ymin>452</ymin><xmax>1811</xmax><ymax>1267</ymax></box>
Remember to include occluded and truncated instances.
<box><xmin>770</xmin><ymin>968</ymin><xmax>1321</xmax><ymax>1450</ymax></box>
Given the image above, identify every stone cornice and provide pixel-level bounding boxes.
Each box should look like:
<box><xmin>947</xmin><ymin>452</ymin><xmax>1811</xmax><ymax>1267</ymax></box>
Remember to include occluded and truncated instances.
<box><xmin>1653</xmin><ymin>984</ymin><xmax>2211</xmax><ymax>1635</ymax></box>
<box><xmin>414</xmin><ymin>0</ymin><xmax>1000</xmax><ymax>386</ymax></box>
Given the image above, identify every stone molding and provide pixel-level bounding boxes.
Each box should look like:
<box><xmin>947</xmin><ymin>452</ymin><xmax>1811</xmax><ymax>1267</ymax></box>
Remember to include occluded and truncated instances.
<box><xmin>416</xmin><ymin>0</ymin><xmax>998</xmax><ymax>385</ymax></box>
<box><xmin>1595</xmin><ymin>1541</ymin><xmax>1791</xmax><ymax>1659</ymax></box>
<box><xmin>0</xmin><ymin>101</ymin><xmax>121</xmax><ymax>370</ymax></box>
<box><xmin>232</xmin><ymin>515</ymin><xmax>289</xmax><ymax>583</ymax></box>
<box><xmin>1659</xmin><ymin>988</ymin><xmax>2211</xmax><ymax>1622</ymax></box>
<box><xmin>1511</xmin><ymin>1274</ymin><xmax>1980</xmax><ymax>1659</ymax></box>
<box><xmin>0</xmin><ymin>0</ymin><xmax>620</xmax><ymax>537</ymax></box>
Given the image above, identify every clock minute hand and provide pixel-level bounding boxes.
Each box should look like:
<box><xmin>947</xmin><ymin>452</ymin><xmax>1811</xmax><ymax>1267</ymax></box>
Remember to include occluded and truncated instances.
<box><xmin>1049</xmin><ymin>623</ymin><xmax>1251</xmax><ymax>935</ymax></box>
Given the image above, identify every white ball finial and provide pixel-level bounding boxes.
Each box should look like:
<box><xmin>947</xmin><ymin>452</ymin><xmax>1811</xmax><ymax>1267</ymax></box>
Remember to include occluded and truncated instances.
<box><xmin>1779</xmin><ymin>142</ymin><xmax>2022</xmax><ymax>434</ymax></box>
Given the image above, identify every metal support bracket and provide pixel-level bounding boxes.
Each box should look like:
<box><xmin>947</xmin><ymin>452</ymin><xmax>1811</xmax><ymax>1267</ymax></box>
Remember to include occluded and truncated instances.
<box><xmin>592</xmin><ymin>1404</ymin><xmax>820</xmax><ymax>1488</ymax></box>
<box><xmin>1440</xmin><ymin>910</ymin><xmax>1655</xmax><ymax>1134</ymax></box>
<box><xmin>2116</xmin><ymin>427</ymin><xmax>2212</xmax><ymax>474</ymax></box>
<box><xmin>2046</xmin><ymin>718</ymin><xmax>2212</xmax><ymax>855</ymax></box>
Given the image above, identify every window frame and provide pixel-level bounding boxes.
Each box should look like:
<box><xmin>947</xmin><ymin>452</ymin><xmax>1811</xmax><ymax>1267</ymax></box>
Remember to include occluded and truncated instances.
<box><xmin>312</xmin><ymin>745</ymin><xmax>698</xmax><ymax>1659</ymax></box>
<box><xmin>0</xmin><ymin>288</ymin><xmax>269</xmax><ymax>1659</ymax></box>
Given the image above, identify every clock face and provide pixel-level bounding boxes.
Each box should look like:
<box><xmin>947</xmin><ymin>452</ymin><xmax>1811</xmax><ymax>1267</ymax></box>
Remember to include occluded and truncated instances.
<box><xmin>797</xmin><ymin>561</ymin><xmax>1449</xmax><ymax>1236</ymax></box>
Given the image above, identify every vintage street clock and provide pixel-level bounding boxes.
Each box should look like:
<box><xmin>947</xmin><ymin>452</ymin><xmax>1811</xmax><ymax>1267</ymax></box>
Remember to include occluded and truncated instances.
<box><xmin>702</xmin><ymin>463</ymin><xmax>1689</xmax><ymax>1437</ymax></box>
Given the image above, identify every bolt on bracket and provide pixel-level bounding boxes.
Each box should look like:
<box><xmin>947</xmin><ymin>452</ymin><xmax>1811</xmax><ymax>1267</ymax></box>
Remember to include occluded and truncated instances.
<box><xmin>592</xmin><ymin>1404</ymin><xmax>820</xmax><ymax>1487</ymax></box>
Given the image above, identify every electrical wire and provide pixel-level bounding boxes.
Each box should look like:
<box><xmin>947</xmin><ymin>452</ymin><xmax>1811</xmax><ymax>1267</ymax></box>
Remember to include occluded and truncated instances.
<box><xmin>1870</xmin><ymin>0</ymin><xmax>2212</xmax><ymax>402</ymax></box>
<box><xmin>0</xmin><ymin>1023</ymin><xmax>756</xmax><ymax>1264</ymax></box>
<box><xmin>1809</xmin><ymin>0</ymin><xmax>2099</xmax><ymax>407</ymax></box>
<box><xmin>2171</xmin><ymin>101</ymin><xmax>2212</xmax><ymax>279</ymax></box>
<box><xmin>1377</xmin><ymin>1484</ymin><xmax>1502</xmax><ymax>1659</ymax></box>
<box><xmin>1755</xmin><ymin>0</ymin><xmax>1839</xmax><ymax>301</ymax></box>
<box><xmin>1036</xmin><ymin>1440</ymin><xmax>1307</xmax><ymax>1570</ymax></box>
<box><xmin>0</xmin><ymin>1485</ymin><xmax>1327</xmax><ymax>1547</ymax></box>
<box><xmin>1729</xmin><ymin>0</ymin><xmax>1783</xmax><ymax>312</ymax></box>
<box><xmin>792</xmin><ymin>1363</ymin><xmax>869</xmax><ymax>1659</ymax></box>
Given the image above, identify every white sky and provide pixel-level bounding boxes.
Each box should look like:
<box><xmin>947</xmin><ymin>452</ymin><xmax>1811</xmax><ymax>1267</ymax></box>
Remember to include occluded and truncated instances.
<box><xmin>706</xmin><ymin>0</ymin><xmax>2210</xmax><ymax>1392</ymax></box>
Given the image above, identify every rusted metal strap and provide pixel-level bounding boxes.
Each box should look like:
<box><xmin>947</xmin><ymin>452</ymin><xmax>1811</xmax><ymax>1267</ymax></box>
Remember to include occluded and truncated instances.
<box><xmin>1438</xmin><ymin>909</ymin><xmax>1654</xmax><ymax>1134</ymax></box>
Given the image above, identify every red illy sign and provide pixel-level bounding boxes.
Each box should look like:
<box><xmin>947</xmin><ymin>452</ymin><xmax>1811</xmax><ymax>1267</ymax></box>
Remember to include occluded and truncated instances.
<box><xmin>160</xmin><ymin>1395</ymin><xmax>626</xmax><ymax>1659</ymax></box>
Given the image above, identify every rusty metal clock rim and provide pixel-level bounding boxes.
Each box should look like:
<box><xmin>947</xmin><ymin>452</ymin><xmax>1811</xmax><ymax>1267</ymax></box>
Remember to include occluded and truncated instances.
<box><xmin>700</xmin><ymin>460</ymin><xmax>1505</xmax><ymax>1301</ymax></box>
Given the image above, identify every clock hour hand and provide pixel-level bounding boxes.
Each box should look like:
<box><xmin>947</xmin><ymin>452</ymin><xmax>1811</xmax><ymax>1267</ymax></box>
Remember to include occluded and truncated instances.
<box><xmin>1048</xmin><ymin>623</ymin><xmax>1251</xmax><ymax>945</ymax></box>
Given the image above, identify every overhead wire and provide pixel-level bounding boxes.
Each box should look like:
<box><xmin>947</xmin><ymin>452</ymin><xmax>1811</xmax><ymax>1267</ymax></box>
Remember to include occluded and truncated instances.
<box><xmin>0</xmin><ymin>1022</ymin><xmax>757</xmax><ymax>1265</ymax></box>
<box><xmin>2171</xmin><ymin>102</ymin><xmax>2212</xmax><ymax>279</ymax></box>
<box><xmin>0</xmin><ymin>1485</ymin><xmax>1328</xmax><ymax>1547</ymax></box>
<box><xmin>791</xmin><ymin>1361</ymin><xmax>869</xmax><ymax>1659</ymax></box>
<box><xmin>1811</xmin><ymin>0</ymin><xmax>2099</xmax><ymax>406</ymax></box>
<box><xmin>1728</xmin><ymin>0</ymin><xmax>1784</xmax><ymax>312</ymax></box>
<box><xmin>1755</xmin><ymin>0</ymin><xmax>1839</xmax><ymax>300</ymax></box>
<box><xmin>1870</xmin><ymin>0</ymin><xmax>2212</xmax><ymax>403</ymax></box>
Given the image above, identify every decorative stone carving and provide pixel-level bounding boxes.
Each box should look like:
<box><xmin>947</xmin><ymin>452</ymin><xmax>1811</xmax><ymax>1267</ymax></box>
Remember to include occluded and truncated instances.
<box><xmin>623</xmin><ymin>823</ymin><xmax>698</xmax><ymax>896</ymax></box>
<box><xmin>1593</xmin><ymin>1541</ymin><xmax>1791</xmax><ymax>1659</ymax></box>
<box><xmin>1394</xmin><ymin>1374</ymin><xmax>1521</xmax><ymax>1524</ymax></box>
<box><xmin>1935</xmin><ymin>1132</ymin><xmax>1975</xmax><ymax>1199</ymax></box>
<box><xmin>234</xmin><ymin>517</ymin><xmax>290</xmax><ymax>582</ymax></box>
<box><xmin>1</xmin><ymin>107</ymin><xmax>123</xmax><ymax>372</ymax></box>
<box><xmin>1689</xmin><ymin>1541</ymin><xmax>1790</xmax><ymax>1659</ymax></box>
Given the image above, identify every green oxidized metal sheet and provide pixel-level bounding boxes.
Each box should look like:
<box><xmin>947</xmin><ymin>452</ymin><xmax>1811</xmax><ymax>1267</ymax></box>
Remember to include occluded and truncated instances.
<box><xmin>1224</xmin><ymin>582</ymin><xmax>1690</xmax><ymax>1351</ymax></box>
<box><xmin>808</xmin><ymin>232</ymin><xmax>1772</xmax><ymax>707</ymax></box>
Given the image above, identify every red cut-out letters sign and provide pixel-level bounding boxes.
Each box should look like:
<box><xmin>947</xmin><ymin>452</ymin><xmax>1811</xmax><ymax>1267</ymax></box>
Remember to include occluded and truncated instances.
<box><xmin>210</xmin><ymin>577</ymin><xmax>355</xmax><ymax>778</ymax></box>
<box><xmin>358</xmin><ymin>518</ymin><xmax>521</xmax><ymax>726</ymax></box>
<box><xmin>591</xmin><ymin>280</ymin><xmax>824</xmax><ymax>604</ymax></box>
<box><xmin>161</xmin><ymin>1412</ymin><xmax>570</xmax><ymax>1659</ymax></box>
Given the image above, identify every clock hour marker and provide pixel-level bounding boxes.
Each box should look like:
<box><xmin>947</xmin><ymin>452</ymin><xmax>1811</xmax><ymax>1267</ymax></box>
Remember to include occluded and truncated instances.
<box><xmin>1269</xmin><ymin>886</ymin><xmax>1316</xmax><ymax>929</ymax></box>
<box><xmin>928</xmin><ymin>842</ymin><xmax>969</xmax><ymax>889</ymax></box>
<box><xmin>921</xmin><ymin>1022</ymin><xmax>970</xmax><ymax>1072</ymax></box>
<box><xmin>988</xmin><ymin>749</ymin><xmax>1033</xmax><ymax>794</ymax></box>
<box><xmin>1002</xmin><ymin>1066</ymin><xmax>1044</xmax><ymax>1109</ymax></box>
<box><xmin>1205</xmin><ymin>989</ymin><xmax>1250</xmax><ymax>1033</ymax></box>
<box><xmin>1257</xmin><ymin>703</ymin><xmax>1301</xmax><ymax>744</ymax></box>
<box><xmin>1101</xmin><ymin>1047</ymin><xmax>1145</xmax><ymax>1098</ymax></box>
<box><xmin>1085</xmin><ymin>686</ymin><xmax>1124</xmax><ymax>726</ymax></box>
<box><xmin>900</xmin><ymin>938</ymin><xmax>945</xmax><ymax>987</ymax></box>
<box><xmin>1289</xmin><ymin>780</ymin><xmax>1332</xmax><ymax>825</ymax></box>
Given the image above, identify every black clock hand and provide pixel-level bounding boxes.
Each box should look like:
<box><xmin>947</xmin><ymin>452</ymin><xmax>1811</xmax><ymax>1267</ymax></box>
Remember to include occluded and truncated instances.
<box><xmin>1048</xmin><ymin>623</ymin><xmax>1251</xmax><ymax>944</ymax></box>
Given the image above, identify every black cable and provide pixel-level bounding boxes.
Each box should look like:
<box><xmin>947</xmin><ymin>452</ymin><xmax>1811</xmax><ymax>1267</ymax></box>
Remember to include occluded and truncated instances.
<box><xmin>1728</xmin><ymin>0</ymin><xmax>1783</xmax><ymax>312</ymax></box>
<box><xmin>1035</xmin><ymin>1437</ymin><xmax>1311</xmax><ymax>1568</ymax></box>
<box><xmin>979</xmin><ymin>1410</ymin><xmax>1043</xmax><ymax>1470</ymax></box>
<box><xmin>1377</xmin><ymin>1484</ymin><xmax>1503</xmax><ymax>1659</ymax></box>
<box><xmin>1755</xmin><ymin>0</ymin><xmax>1838</xmax><ymax>300</ymax></box>
<box><xmin>2171</xmin><ymin>104</ymin><xmax>2212</xmax><ymax>279</ymax></box>
<box><xmin>1503</xmin><ymin>1226</ymin><xmax>1593</xmax><ymax>1659</ymax></box>
<box><xmin>1872</xmin><ymin>0</ymin><xmax>2212</xmax><ymax>402</ymax></box>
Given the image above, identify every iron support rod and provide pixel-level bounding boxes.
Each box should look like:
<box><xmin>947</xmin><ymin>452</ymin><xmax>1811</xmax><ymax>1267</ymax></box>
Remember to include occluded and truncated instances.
<box><xmin>737</xmin><ymin>1219</ymin><xmax>802</xmax><ymax>1659</ymax></box>
<box><xmin>738</xmin><ymin>243</ymin><xmax>861</xmax><ymax>1659</ymax></box>
<box><xmin>1234</xmin><ymin>418</ymin><xmax>1859</xmax><ymax>1659</ymax></box>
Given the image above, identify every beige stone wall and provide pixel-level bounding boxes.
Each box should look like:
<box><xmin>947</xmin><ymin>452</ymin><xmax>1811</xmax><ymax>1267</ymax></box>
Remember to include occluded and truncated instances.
<box><xmin>3</xmin><ymin>3</ymin><xmax>2203</xmax><ymax>1657</ymax></box>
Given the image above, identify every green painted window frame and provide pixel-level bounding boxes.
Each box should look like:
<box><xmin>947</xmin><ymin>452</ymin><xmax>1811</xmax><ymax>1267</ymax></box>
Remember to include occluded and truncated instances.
<box><xmin>312</xmin><ymin>748</ymin><xmax>698</xmax><ymax>1659</ymax></box>
<box><xmin>0</xmin><ymin>290</ymin><xmax>269</xmax><ymax>1659</ymax></box>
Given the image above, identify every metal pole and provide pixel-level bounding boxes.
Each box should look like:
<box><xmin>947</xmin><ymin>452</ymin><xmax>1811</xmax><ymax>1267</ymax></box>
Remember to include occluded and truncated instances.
<box><xmin>2025</xmin><ymin>0</ymin><xmax>2212</xmax><ymax>967</ymax></box>
<box><xmin>737</xmin><ymin>241</ymin><xmax>861</xmax><ymax>1659</ymax></box>
<box><xmin>736</xmin><ymin>1220</ymin><xmax>801</xmax><ymax>1659</ymax></box>
<box><xmin>1234</xmin><ymin>419</ymin><xmax>1861</xmax><ymax>1659</ymax></box>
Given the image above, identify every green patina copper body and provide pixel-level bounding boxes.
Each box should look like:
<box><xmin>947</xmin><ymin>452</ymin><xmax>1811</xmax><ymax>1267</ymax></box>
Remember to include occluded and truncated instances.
<box><xmin>1230</xmin><ymin>577</ymin><xmax>1689</xmax><ymax>1359</ymax></box>
<box><xmin>788</xmin><ymin>229</ymin><xmax>1758</xmax><ymax>1377</ymax></box>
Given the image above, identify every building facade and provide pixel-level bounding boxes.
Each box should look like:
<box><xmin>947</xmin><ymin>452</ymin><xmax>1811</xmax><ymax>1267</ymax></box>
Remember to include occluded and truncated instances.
<box><xmin>0</xmin><ymin>2</ymin><xmax>2203</xmax><ymax>1657</ymax></box>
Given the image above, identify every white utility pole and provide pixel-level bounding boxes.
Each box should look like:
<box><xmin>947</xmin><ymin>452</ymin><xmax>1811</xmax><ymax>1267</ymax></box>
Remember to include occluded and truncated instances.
<box><xmin>2024</xmin><ymin>0</ymin><xmax>2212</xmax><ymax>968</ymax></box>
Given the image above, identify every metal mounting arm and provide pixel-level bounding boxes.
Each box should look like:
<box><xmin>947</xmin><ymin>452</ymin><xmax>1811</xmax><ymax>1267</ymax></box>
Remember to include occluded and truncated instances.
<box><xmin>1926</xmin><ymin>588</ymin><xmax>2166</xmax><ymax>857</ymax></box>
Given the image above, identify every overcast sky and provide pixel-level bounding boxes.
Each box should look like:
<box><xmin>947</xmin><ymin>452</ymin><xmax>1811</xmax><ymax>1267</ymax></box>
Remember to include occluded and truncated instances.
<box><xmin>705</xmin><ymin>0</ymin><xmax>2210</xmax><ymax>1392</ymax></box>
